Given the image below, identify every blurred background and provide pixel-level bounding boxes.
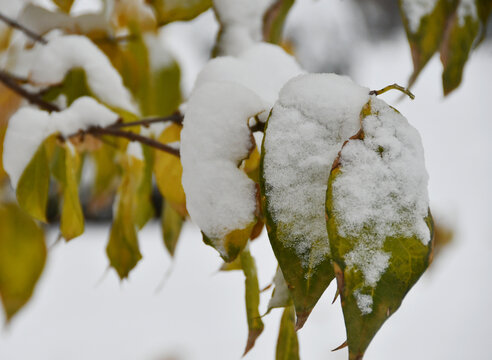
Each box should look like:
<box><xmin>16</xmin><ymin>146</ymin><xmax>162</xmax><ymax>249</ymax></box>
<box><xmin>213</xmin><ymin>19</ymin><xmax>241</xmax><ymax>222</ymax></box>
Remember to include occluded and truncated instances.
<box><xmin>0</xmin><ymin>0</ymin><xmax>491</xmax><ymax>359</ymax></box>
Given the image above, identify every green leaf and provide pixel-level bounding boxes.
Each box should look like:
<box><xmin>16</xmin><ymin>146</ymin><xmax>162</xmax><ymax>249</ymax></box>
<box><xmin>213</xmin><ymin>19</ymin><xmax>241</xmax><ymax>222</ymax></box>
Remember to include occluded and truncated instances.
<box><xmin>240</xmin><ymin>247</ymin><xmax>264</xmax><ymax>356</ymax></box>
<box><xmin>42</xmin><ymin>68</ymin><xmax>92</xmax><ymax>106</ymax></box>
<box><xmin>475</xmin><ymin>0</ymin><xmax>492</xmax><ymax>42</ymax></box>
<box><xmin>0</xmin><ymin>203</ymin><xmax>46</xmax><ymax>322</ymax></box>
<box><xmin>149</xmin><ymin>0</ymin><xmax>212</xmax><ymax>25</ymax></box>
<box><xmin>161</xmin><ymin>201</ymin><xmax>184</xmax><ymax>257</ymax></box>
<box><xmin>276</xmin><ymin>305</ymin><xmax>300</xmax><ymax>360</ymax></box>
<box><xmin>263</xmin><ymin>0</ymin><xmax>295</xmax><ymax>44</ymax></box>
<box><xmin>16</xmin><ymin>142</ymin><xmax>50</xmax><ymax>222</ymax></box>
<box><xmin>219</xmin><ymin>255</ymin><xmax>243</xmax><ymax>272</ymax></box>
<box><xmin>53</xmin><ymin>0</ymin><xmax>75</xmax><ymax>13</ymax></box>
<box><xmin>260</xmin><ymin>133</ymin><xmax>335</xmax><ymax>330</ymax></box>
<box><xmin>52</xmin><ymin>144</ymin><xmax>84</xmax><ymax>241</ymax></box>
<box><xmin>325</xmin><ymin>100</ymin><xmax>435</xmax><ymax>360</ymax></box>
<box><xmin>106</xmin><ymin>154</ymin><xmax>144</xmax><ymax>279</ymax></box>
<box><xmin>399</xmin><ymin>0</ymin><xmax>457</xmax><ymax>87</ymax></box>
<box><xmin>440</xmin><ymin>2</ymin><xmax>480</xmax><ymax>95</ymax></box>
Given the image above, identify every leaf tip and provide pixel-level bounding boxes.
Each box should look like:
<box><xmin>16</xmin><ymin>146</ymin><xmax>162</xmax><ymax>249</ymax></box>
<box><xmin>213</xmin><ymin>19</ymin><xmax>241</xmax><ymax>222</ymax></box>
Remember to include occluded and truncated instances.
<box><xmin>294</xmin><ymin>310</ymin><xmax>311</xmax><ymax>331</ymax></box>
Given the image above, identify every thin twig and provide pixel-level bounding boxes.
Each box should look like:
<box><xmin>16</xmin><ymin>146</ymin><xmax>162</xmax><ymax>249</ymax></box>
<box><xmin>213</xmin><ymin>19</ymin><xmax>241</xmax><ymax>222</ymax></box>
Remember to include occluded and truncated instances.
<box><xmin>80</xmin><ymin>126</ymin><xmax>180</xmax><ymax>157</ymax></box>
<box><xmin>109</xmin><ymin>113</ymin><xmax>184</xmax><ymax>129</ymax></box>
<box><xmin>0</xmin><ymin>12</ymin><xmax>47</xmax><ymax>44</ymax></box>
<box><xmin>0</xmin><ymin>69</ymin><xmax>60</xmax><ymax>112</ymax></box>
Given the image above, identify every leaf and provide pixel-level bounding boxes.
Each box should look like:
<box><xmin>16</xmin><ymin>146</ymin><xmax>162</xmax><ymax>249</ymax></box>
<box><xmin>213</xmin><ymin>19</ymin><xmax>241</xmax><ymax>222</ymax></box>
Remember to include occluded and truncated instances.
<box><xmin>276</xmin><ymin>305</ymin><xmax>300</xmax><ymax>360</ymax></box>
<box><xmin>0</xmin><ymin>84</ymin><xmax>22</xmax><ymax>181</ymax></box>
<box><xmin>42</xmin><ymin>68</ymin><xmax>92</xmax><ymax>106</ymax></box>
<box><xmin>89</xmin><ymin>143</ymin><xmax>119</xmax><ymax>213</ymax></box>
<box><xmin>154</xmin><ymin>124</ymin><xmax>186</xmax><ymax>216</ymax></box>
<box><xmin>53</xmin><ymin>0</ymin><xmax>75</xmax><ymax>13</ymax></box>
<box><xmin>161</xmin><ymin>201</ymin><xmax>184</xmax><ymax>257</ymax></box>
<box><xmin>135</xmin><ymin>145</ymin><xmax>155</xmax><ymax>229</ymax></box>
<box><xmin>219</xmin><ymin>255</ymin><xmax>243</xmax><ymax>272</ymax></box>
<box><xmin>149</xmin><ymin>0</ymin><xmax>212</xmax><ymax>25</ymax></box>
<box><xmin>16</xmin><ymin>142</ymin><xmax>50</xmax><ymax>222</ymax></box>
<box><xmin>266</xmin><ymin>267</ymin><xmax>291</xmax><ymax>314</ymax></box>
<box><xmin>202</xmin><ymin>224</ymin><xmax>256</xmax><ymax>263</ymax></box>
<box><xmin>52</xmin><ymin>144</ymin><xmax>84</xmax><ymax>241</ymax></box>
<box><xmin>106</xmin><ymin>154</ymin><xmax>144</xmax><ymax>279</ymax></box>
<box><xmin>399</xmin><ymin>0</ymin><xmax>457</xmax><ymax>87</ymax></box>
<box><xmin>475</xmin><ymin>0</ymin><xmax>492</xmax><ymax>42</ymax></box>
<box><xmin>240</xmin><ymin>247</ymin><xmax>264</xmax><ymax>356</ymax></box>
<box><xmin>263</xmin><ymin>0</ymin><xmax>296</xmax><ymax>44</ymax></box>
<box><xmin>326</xmin><ymin>99</ymin><xmax>434</xmax><ymax>360</ymax></box>
<box><xmin>0</xmin><ymin>203</ymin><xmax>46</xmax><ymax>322</ymax></box>
<box><xmin>440</xmin><ymin>1</ymin><xmax>480</xmax><ymax>95</ymax></box>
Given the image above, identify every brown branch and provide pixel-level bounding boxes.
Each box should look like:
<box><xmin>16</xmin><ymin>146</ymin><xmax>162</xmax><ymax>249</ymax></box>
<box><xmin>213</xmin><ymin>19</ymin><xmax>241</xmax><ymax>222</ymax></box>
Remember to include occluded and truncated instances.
<box><xmin>0</xmin><ymin>69</ymin><xmax>60</xmax><ymax>112</ymax></box>
<box><xmin>0</xmin><ymin>12</ymin><xmax>47</xmax><ymax>44</ymax></box>
<box><xmin>109</xmin><ymin>112</ymin><xmax>184</xmax><ymax>129</ymax></box>
<box><xmin>78</xmin><ymin>126</ymin><xmax>180</xmax><ymax>158</ymax></box>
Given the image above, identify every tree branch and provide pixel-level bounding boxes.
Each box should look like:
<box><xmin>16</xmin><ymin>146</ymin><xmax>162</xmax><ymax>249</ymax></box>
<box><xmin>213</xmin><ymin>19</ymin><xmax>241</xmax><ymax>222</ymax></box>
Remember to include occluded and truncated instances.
<box><xmin>0</xmin><ymin>12</ymin><xmax>47</xmax><ymax>44</ymax></box>
<box><xmin>0</xmin><ymin>69</ymin><xmax>60</xmax><ymax>112</ymax></box>
<box><xmin>72</xmin><ymin>126</ymin><xmax>180</xmax><ymax>158</ymax></box>
<box><xmin>109</xmin><ymin>113</ymin><xmax>184</xmax><ymax>129</ymax></box>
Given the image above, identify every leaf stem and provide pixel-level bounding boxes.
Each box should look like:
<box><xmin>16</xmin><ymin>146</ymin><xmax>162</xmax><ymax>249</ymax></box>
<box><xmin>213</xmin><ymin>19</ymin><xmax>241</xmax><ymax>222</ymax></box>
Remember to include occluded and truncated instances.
<box><xmin>369</xmin><ymin>83</ymin><xmax>415</xmax><ymax>100</ymax></box>
<box><xmin>0</xmin><ymin>12</ymin><xmax>47</xmax><ymax>44</ymax></box>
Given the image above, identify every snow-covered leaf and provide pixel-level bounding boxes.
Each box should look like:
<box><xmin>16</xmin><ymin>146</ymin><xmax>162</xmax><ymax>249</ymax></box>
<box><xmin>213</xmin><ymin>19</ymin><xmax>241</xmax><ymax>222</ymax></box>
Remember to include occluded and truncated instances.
<box><xmin>52</xmin><ymin>143</ymin><xmax>84</xmax><ymax>241</ymax></box>
<box><xmin>240</xmin><ymin>247</ymin><xmax>264</xmax><ymax>355</ymax></box>
<box><xmin>149</xmin><ymin>0</ymin><xmax>212</xmax><ymax>25</ymax></box>
<box><xmin>326</xmin><ymin>98</ymin><xmax>434</xmax><ymax>360</ymax></box>
<box><xmin>260</xmin><ymin>74</ymin><xmax>369</xmax><ymax>328</ymax></box>
<box><xmin>0</xmin><ymin>203</ymin><xmax>46</xmax><ymax>322</ymax></box>
<box><xmin>440</xmin><ymin>0</ymin><xmax>480</xmax><ymax>95</ymax></box>
<box><xmin>276</xmin><ymin>305</ymin><xmax>299</xmax><ymax>360</ymax></box>
<box><xmin>161</xmin><ymin>201</ymin><xmax>184</xmax><ymax>257</ymax></box>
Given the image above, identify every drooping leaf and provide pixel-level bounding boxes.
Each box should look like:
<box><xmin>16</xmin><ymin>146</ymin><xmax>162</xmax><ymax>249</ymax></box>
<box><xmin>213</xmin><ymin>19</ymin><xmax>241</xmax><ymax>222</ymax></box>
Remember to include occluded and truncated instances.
<box><xmin>106</xmin><ymin>153</ymin><xmax>144</xmax><ymax>279</ymax></box>
<box><xmin>0</xmin><ymin>84</ymin><xmax>22</xmax><ymax>181</ymax></box>
<box><xmin>149</xmin><ymin>0</ymin><xmax>212</xmax><ymax>25</ymax></box>
<box><xmin>135</xmin><ymin>145</ymin><xmax>155</xmax><ymax>229</ymax></box>
<box><xmin>89</xmin><ymin>143</ymin><xmax>119</xmax><ymax>214</ymax></box>
<box><xmin>240</xmin><ymin>247</ymin><xmax>264</xmax><ymax>356</ymax></box>
<box><xmin>399</xmin><ymin>0</ymin><xmax>457</xmax><ymax>87</ymax></box>
<box><xmin>16</xmin><ymin>142</ymin><xmax>50</xmax><ymax>222</ymax></box>
<box><xmin>0</xmin><ymin>203</ymin><xmax>46</xmax><ymax>322</ymax></box>
<box><xmin>326</xmin><ymin>98</ymin><xmax>434</xmax><ymax>360</ymax></box>
<box><xmin>475</xmin><ymin>0</ymin><xmax>492</xmax><ymax>42</ymax></box>
<box><xmin>154</xmin><ymin>123</ymin><xmax>186</xmax><ymax>216</ymax></box>
<box><xmin>263</xmin><ymin>0</ymin><xmax>295</xmax><ymax>44</ymax></box>
<box><xmin>276</xmin><ymin>305</ymin><xmax>300</xmax><ymax>360</ymax></box>
<box><xmin>42</xmin><ymin>68</ymin><xmax>92</xmax><ymax>106</ymax></box>
<box><xmin>51</xmin><ymin>144</ymin><xmax>84</xmax><ymax>241</ymax></box>
<box><xmin>260</xmin><ymin>74</ymin><xmax>369</xmax><ymax>329</ymax></box>
<box><xmin>440</xmin><ymin>1</ymin><xmax>481</xmax><ymax>95</ymax></box>
<box><xmin>219</xmin><ymin>255</ymin><xmax>243</xmax><ymax>272</ymax></box>
<box><xmin>53</xmin><ymin>0</ymin><xmax>75</xmax><ymax>13</ymax></box>
<box><xmin>161</xmin><ymin>201</ymin><xmax>184</xmax><ymax>257</ymax></box>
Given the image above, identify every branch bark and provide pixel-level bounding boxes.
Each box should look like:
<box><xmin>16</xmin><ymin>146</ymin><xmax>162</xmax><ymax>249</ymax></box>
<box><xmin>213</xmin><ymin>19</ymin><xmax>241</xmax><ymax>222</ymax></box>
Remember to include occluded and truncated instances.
<box><xmin>0</xmin><ymin>12</ymin><xmax>47</xmax><ymax>44</ymax></box>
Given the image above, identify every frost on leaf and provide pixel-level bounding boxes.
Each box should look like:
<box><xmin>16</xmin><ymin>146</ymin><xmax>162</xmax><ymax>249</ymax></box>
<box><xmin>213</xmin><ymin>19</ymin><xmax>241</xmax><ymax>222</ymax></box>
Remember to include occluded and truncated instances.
<box><xmin>326</xmin><ymin>97</ymin><xmax>434</xmax><ymax>360</ymax></box>
<box><xmin>261</xmin><ymin>73</ymin><xmax>370</xmax><ymax>328</ymax></box>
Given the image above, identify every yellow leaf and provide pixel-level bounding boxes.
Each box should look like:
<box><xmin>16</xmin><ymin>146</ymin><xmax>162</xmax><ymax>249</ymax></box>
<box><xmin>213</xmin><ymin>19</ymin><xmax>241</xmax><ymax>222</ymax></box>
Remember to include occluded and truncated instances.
<box><xmin>149</xmin><ymin>0</ymin><xmax>212</xmax><ymax>25</ymax></box>
<box><xmin>52</xmin><ymin>144</ymin><xmax>84</xmax><ymax>241</ymax></box>
<box><xmin>0</xmin><ymin>203</ymin><xmax>46</xmax><ymax>322</ymax></box>
<box><xmin>161</xmin><ymin>201</ymin><xmax>184</xmax><ymax>257</ymax></box>
<box><xmin>53</xmin><ymin>0</ymin><xmax>75</xmax><ymax>13</ymax></box>
<box><xmin>16</xmin><ymin>142</ymin><xmax>50</xmax><ymax>222</ymax></box>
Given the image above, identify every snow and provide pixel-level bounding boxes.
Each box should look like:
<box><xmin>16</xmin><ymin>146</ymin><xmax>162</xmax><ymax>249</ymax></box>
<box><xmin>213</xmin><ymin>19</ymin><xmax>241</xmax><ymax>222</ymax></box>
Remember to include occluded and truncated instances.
<box><xmin>126</xmin><ymin>142</ymin><xmax>144</xmax><ymax>161</ymax></box>
<box><xmin>144</xmin><ymin>34</ymin><xmax>174</xmax><ymax>71</ymax></box>
<box><xmin>262</xmin><ymin>73</ymin><xmax>369</xmax><ymax>269</ymax></box>
<box><xmin>194</xmin><ymin>42</ymin><xmax>302</xmax><ymax>108</ymax></box>
<box><xmin>3</xmin><ymin>97</ymin><xmax>118</xmax><ymax>189</ymax></box>
<box><xmin>212</xmin><ymin>0</ymin><xmax>274</xmax><ymax>56</ymax></box>
<box><xmin>401</xmin><ymin>0</ymin><xmax>439</xmax><ymax>33</ymax></box>
<box><xmin>28</xmin><ymin>35</ymin><xmax>136</xmax><ymax>112</ymax></box>
<box><xmin>331</xmin><ymin>96</ymin><xmax>430</xmax><ymax>310</ymax></box>
<box><xmin>181</xmin><ymin>82</ymin><xmax>265</xmax><ymax>247</ymax></box>
<box><xmin>457</xmin><ymin>0</ymin><xmax>478</xmax><ymax>27</ymax></box>
<box><xmin>354</xmin><ymin>289</ymin><xmax>373</xmax><ymax>315</ymax></box>
<box><xmin>267</xmin><ymin>268</ymin><xmax>290</xmax><ymax>310</ymax></box>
